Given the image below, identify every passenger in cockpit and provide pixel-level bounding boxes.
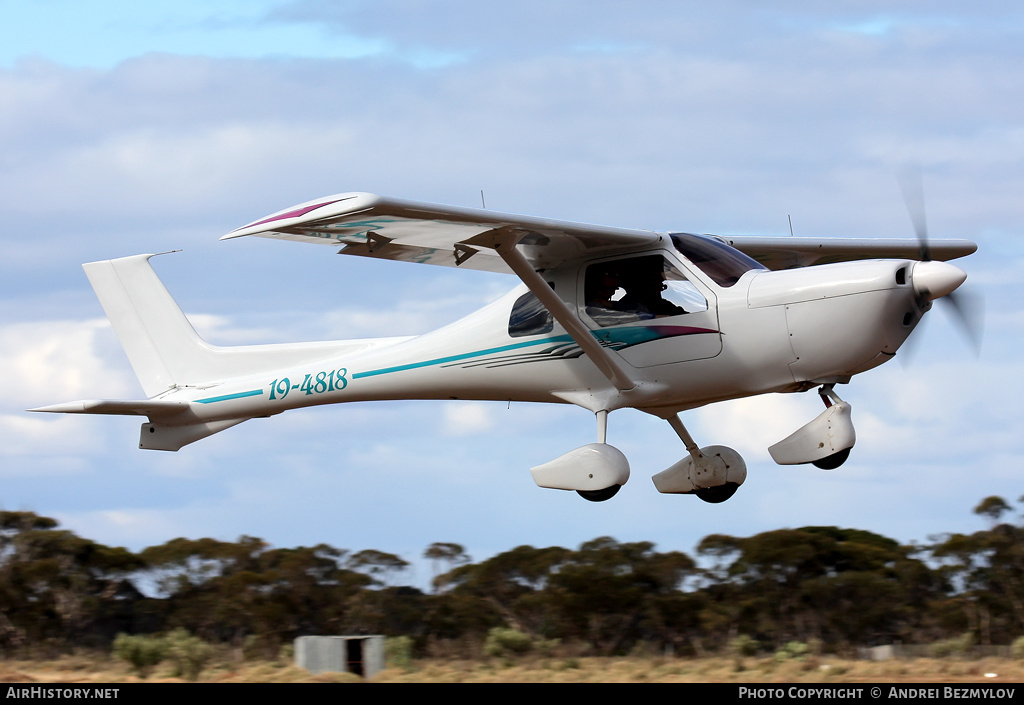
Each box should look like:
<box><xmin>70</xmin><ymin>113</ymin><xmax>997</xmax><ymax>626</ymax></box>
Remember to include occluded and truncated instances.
<box><xmin>620</xmin><ymin>259</ymin><xmax>686</xmax><ymax>318</ymax></box>
<box><xmin>585</xmin><ymin>265</ymin><xmax>649</xmax><ymax>326</ymax></box>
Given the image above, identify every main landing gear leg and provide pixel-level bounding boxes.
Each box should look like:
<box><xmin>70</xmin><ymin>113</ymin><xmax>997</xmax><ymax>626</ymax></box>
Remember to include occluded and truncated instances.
<box><xmin>596</xmin><ymin>409</ymin><xmax>608</xmax><ymax>444</ymax></box>
<box><xmin>651</xmin><ymin>414</ymin><xmax>747</xmax><ymax>503</ymax></box>
<box><xmin>575</xmin><ymin>410</ymin><xmax>621</xmax><ymax>502</ymax></box>
<box><xmin>666</xmin><ymin>413</ymin><xmax>703</xmax><ymax>460</ymax></box>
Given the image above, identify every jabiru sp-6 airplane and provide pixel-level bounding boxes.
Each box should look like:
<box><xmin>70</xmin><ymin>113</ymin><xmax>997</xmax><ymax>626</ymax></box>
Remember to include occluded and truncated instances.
<box><xmin>32</xmin><ymin>191</ymin><xmax>977</xmax><ymax>503</ymax></box>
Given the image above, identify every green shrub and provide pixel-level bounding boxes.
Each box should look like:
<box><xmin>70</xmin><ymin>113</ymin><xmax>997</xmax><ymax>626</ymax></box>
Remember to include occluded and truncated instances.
<box><xmin>165</xmin><ymin>628</ymin><xmax>213</xmax><ymax>681</ymax></box>
<box><xmin>729</xmin><ymin>634</ymin><xmax>760</xmax><ymax>657</ymax></box>
<box><xmin>534</xmin><ymin>637</ymin><xmax>561</xmax><ymax>658</ymax></box>
<box><xmin>385</xmin><ymin>636</ymin><xmax>414</xmax><ymax>670</ymax></box>
<box><xmin>112</xmin><ymin>633</ymin><xmax>167</xmax><ymax>678</ymax></box>
<box><xmin>483</xmin><ymin>627</ymin><xmax>533</xmax><ymax>657</ymax></box>
<box><xmin>242</xmin><ymin>633</ymin><xmax>280</xmax><ymax>661</ymax></box>
<box><xmin>1011</xmin><ymin>636</ymin><xmax>1024</xmax><ymax>660</ymax></box>
<box><xmin>773</xmin><ymin>641</ymin><xmax>810</xmax><ymax>662</ymax></box>
<box><xmin>929</xmin><ymin>633</ymin><xmax>974</xmax><ymax>659</ymax></box>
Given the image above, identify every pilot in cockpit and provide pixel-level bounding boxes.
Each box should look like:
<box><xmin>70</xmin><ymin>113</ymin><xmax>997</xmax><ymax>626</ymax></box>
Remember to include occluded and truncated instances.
<box><xmin>585</xmin><ymin>257</ymin><xmax>686</xmax><ymax>326</ymax></box>
<box><xmin>619</xmin><ymin>258</ymin><xmax>687</xmax><ymax>318</ymax></box>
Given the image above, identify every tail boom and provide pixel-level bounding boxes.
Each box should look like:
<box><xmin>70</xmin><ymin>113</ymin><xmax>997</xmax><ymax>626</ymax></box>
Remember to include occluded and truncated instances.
<box><xmin>32</xmin><ymin>252</ymin><xmax>408</xmax><ymax>451</ymax></box>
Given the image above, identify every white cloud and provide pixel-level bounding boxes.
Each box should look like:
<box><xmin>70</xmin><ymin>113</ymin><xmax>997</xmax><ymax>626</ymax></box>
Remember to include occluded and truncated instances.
<box><xmin>695</xmin><ymin>393</ymin><xmax>815</xmax><ymax>460</ymax></box>
<box><xmin>441</xmin><ymin>402</ymin><xmax>495</xmax><ymax>437</ymax></box>
<box><xmin>0</xmin><ymin>318</ymin><xmax>135</xmax><ymax>408</ymax></box>
<box><xmin>60</xmin><ymin>508</ymin><xmax>185</xmax><ymax>548</ymax></box>
<box><xmin>3</xmin><ymin>121</ymin><xmax>353</xmax><ymax>218</ymax></box>
<box><xmin>317</xmin><ymin>293</ymin><xmax>494</xmax><ymax>339</ymax></box>
<box><xmin>0</xmin><ymin>414</ymin><xmax>107</xmax><ymax>459</ymax></box>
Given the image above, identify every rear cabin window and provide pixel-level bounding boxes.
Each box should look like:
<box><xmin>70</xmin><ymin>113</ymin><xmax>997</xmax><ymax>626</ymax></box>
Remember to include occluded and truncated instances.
<box><xmin>508</xmin><ymin>292</ymin><xmax>554</xmax><ymax>337</ymax></box>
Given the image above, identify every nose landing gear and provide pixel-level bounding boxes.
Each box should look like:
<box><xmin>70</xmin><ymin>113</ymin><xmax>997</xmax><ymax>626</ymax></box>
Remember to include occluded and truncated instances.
<box><xmin>769</xmin><ymin>385</ymin><xmax>856</xmax><ymax>469</ymax></box>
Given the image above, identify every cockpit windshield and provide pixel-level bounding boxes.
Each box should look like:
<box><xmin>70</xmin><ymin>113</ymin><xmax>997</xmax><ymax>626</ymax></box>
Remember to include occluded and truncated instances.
<box><xmin>670</xmin><ymin>233</ymin><xmax>766</xmax><ymax>287</ymax></box>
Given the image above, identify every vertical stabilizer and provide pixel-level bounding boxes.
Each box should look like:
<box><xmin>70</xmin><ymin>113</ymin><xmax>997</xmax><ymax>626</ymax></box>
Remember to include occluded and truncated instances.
<box><xmin>83</xmin><ymin>253</ymin><xmax>206</xmax><ymax>397</ymax></box>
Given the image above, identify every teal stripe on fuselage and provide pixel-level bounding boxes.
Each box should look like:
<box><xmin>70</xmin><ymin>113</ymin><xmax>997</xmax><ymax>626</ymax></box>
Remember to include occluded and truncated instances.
<box><xmin>196</xmin><ymin>389</ymin><xmax>264</xmax><ymax>404</ymax></box>
<box><xmin>352</xmin><ymin>335</ymin><xmax>575</xmax><ymax>379</ymax></box>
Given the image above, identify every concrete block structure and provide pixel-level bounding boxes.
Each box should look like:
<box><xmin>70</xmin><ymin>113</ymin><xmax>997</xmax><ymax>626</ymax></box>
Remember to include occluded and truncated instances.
<box><xmin>295</xmin><ymin>635</ymin><xmax>385</xmax><ymax>678</ymax></box>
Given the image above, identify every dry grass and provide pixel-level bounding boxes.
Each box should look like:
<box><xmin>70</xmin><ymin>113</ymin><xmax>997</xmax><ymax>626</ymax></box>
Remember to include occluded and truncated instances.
<box><xmin>3</xmin><ymin>653</ymin><xmax>1024</xmax><ymax>683</ymax></box>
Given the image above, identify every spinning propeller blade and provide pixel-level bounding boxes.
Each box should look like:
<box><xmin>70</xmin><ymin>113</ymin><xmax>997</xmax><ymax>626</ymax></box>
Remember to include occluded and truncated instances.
<box><xmin>898</xmin><ymin>166</ymin><xmax>983</xmax><ymax>356</ymax></box>
<box><xmin>944</xmin><ymin>287</ymin><xmax>984</xmax><ymax>355</ymax></box>
<box><xmin>898</xmin><ymin>164</ymin><xmax>931</xmax><ymax>262</ymax></box>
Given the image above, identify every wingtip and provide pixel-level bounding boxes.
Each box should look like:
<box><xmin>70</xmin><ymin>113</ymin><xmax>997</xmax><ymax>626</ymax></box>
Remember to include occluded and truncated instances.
<box><xmin>222</xmin><ymin>192</ymin><xmax>375</xmax><ymax>240</ymax></box>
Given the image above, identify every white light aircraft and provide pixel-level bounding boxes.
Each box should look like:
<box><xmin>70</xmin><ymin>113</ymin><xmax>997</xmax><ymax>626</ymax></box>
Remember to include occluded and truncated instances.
<box><xmin>32</xmin><ymin>192</ymin><xmax>977</xmax><ymax>503</ymax></box>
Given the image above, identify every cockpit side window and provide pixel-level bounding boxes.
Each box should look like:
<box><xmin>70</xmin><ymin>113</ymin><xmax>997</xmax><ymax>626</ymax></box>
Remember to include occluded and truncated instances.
<box><xmin>584</xmin><ymin>255</ymin><xmax>707</xmax><ymax>328</ymax></box>
<box><xmin>508</xmin><ymin>292</ymin><xmax>554</xmax><ymax>337</ymax></box>
<box><xmin>670</xmin><ymin>233</ymin><xmax>767</xmax><ymax>287</ymax></box>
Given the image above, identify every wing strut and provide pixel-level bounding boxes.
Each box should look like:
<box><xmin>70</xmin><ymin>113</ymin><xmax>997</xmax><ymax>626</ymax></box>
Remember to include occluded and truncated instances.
<box><xmin>483</xmin><ymin>229</ymin><xmax>636</xmax><ymax>392</ymax></box>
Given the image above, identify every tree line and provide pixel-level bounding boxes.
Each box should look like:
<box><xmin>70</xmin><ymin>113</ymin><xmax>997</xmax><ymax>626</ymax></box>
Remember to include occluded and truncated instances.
<box><xmin>1</xmin><ymin>495</ymin><xmax>1022</xmax><ymax>657</ymax></box>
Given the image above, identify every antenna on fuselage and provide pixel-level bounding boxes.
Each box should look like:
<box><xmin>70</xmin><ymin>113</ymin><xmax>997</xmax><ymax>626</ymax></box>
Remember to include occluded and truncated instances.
<box><xmin>480</xmin><ymin>190</ymin><xmax>487</xmax><ymax>209</ymax></box>
<box><xmin>788</xmin><ymin>214</ymin><xmax>795</xmax><ymax>237</ymax></box>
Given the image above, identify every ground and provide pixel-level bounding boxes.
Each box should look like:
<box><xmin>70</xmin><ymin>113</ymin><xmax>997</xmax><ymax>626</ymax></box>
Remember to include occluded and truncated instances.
<box><xmin>2</xmin><ymin>654</ymin><xmax>1023</xmax><ymax>683</ymax></box>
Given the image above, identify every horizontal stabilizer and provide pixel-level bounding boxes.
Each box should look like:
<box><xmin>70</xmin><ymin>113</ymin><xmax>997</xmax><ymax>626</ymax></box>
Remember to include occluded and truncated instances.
<box><xmin>29</xmin><ymin>399</ymin><xmax>188</xmax><ymax>418</ymax></box>
<box><xmin>29</xmin><ymin>400</ymin><xmax>249</xmax><ymax>451</ymax></box>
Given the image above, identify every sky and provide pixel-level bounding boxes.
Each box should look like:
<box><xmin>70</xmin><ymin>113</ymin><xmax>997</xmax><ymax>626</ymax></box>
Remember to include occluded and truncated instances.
<box><xmin>2</xmin><ymin>1</ymin><xmax>1022</xmax><ymax>588</ymax></box>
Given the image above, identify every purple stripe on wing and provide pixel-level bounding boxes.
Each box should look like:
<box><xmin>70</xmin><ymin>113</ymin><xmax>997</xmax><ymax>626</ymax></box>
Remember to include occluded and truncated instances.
<box><xmin>232</xmin><ymin>199</ymin><xmax>346</xmax><ymax>231</ymax></box>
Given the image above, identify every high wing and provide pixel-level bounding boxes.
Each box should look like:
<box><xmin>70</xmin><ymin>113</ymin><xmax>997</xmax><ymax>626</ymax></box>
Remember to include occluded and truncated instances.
<box><xmin>224</xmin><ymin>192</ymin><xmax>978</xmax><ymax>273</ymax></box>
<box><xmin>715</xmin><ymin>235</ymin><xmax>977</xmax><ymax>270</ymax></box>
<box><xmin>222</xmin><ymin>192</ymin><xmax>662</xmax><ymax>273</ymax></box>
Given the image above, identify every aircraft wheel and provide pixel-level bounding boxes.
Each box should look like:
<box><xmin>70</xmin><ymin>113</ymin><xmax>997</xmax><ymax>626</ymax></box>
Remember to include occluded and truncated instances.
<box><xmin>577</xmin><ymin>485</ymin><xmax>621</xmax><ymax>502</ymax></box>
<box><xmin>812</xmin><ymin>447</ymin><xmax>851</xmax><ymax>470</ymax></box>
<box><xmin>695</xmin><ymin>482</ymin><xmax>740</xmax><ymax>504</ymax></box>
